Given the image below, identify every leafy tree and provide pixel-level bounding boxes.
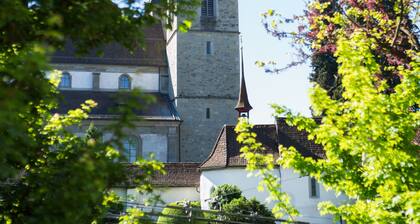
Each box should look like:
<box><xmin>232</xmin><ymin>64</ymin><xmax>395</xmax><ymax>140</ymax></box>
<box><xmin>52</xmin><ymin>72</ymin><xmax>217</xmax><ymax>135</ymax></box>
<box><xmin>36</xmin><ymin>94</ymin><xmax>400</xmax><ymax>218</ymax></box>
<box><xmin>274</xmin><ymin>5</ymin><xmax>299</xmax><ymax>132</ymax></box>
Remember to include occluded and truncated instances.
<box><xmin>0</xmin><ymin>0</ymin><xmax>198</xmax><ymax>223</ymax></box>
<box><xmin>209</xmin><ymin>184</ymin><xmax>242</xmax><ymax>210</ymax></box>
<box><xmin>222</xmin><ymin>197</ymin><xmax>274</xmax><ymax>224</ymax></box>
<box><xmin>259</xmin><ymin>0</ymin><xmax>418</xmax><ymax>99</ymax></box>
<box><xmin>236</xmin><ymin>0</ymin><xmax>419</xmax><ymax>223</ymax></box>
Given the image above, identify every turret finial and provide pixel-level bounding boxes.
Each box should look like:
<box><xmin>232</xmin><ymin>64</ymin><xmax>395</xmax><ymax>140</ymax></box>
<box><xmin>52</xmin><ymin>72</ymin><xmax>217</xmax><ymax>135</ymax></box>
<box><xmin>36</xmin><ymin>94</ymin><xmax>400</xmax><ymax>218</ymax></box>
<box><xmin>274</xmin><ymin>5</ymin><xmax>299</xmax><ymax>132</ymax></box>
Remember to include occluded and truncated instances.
<box><xmin>235</xmin><ymin>37</ymin><xmax>253</xmax><ymax>118</ymax></box>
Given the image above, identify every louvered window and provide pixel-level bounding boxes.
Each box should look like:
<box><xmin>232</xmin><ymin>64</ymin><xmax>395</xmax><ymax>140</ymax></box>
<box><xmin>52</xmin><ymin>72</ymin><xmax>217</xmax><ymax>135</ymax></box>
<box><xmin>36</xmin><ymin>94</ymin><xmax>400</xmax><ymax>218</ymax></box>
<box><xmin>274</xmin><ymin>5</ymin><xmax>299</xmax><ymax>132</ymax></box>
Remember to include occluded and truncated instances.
<box><xmin>201</xmin><ymin>0</ymin><xmax>215</xmax><ymax>17</ymax></box>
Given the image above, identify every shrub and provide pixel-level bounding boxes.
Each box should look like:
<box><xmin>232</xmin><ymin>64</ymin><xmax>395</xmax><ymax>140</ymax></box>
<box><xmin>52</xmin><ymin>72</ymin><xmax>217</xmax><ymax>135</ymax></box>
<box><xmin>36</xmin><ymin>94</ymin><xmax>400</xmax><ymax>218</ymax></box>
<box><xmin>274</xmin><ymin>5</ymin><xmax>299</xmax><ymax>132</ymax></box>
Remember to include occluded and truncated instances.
<box><xmin>157</xmin><ymin>201</ymin><xmax>204</xmax><ymax>224</ymax></box>
<box><xmin>222</xmin><ymin>197</ymin><xmax>274</xmax><ymax>224</ymax></box>
<box><xmin>209</xmin><ymin>184</ymin><xmax>242</xmax><ymax>210</ymax></box>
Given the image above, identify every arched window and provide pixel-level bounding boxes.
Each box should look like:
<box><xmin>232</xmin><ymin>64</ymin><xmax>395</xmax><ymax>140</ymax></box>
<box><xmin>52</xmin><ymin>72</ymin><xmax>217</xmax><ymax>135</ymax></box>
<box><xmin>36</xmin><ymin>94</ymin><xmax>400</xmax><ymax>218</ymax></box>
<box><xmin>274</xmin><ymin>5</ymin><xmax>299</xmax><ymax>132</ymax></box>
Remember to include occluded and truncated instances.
<box><xmin>59</xmin><ymin>72</ymin><xmax>71</xmax><ymax>88</ymax></box>
<box><xmin>122</xmin><ymin>137</ymin><xmax>140</xmax><ymax>163</ymax></box>
<box><xmin>309</xmin><ymin>177</ymin><xmax>320</xmax><ymax>198</ymax></box>
<box><xmin>118</xmin><ymin>74</ymin><xmax>131</xmax><ymax>90</ymax></box>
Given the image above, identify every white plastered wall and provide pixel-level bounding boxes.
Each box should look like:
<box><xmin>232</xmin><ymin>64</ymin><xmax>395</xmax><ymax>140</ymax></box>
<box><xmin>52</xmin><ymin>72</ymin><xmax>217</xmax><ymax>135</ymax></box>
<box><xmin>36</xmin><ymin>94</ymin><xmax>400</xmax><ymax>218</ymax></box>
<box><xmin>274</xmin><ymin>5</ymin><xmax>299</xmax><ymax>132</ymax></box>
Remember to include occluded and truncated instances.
<box><xmin>200</xmin><ymin>168</ymin><xmax>278</xmax><ymax>210</ymax></box>
<box><xmin>69</xmin><ymin>71</ymin><xmax>93</xmax><ymax>88</ymax></box>
<box><xmin>111</xmin><ymin>187</ymin><xmax>200</xmax><ymax>206</ymax></box>
<box><xmin>200</xmin><ymin>167</ymin><xmax>348</xmax><ymax>224</ymax></box>
<box><xmin>100</xmin><ymin>72</ymin><xmax>159</xmax><ymax>91</ymax></box>
<box><xmin>127</xmin><ymin>187</ymin><xmax>200</xmax><ymax>205</ymax></box>
<box><xmin>49</xmin><ymin>64</ymin><xmax>160</xmax><ymax>92</ymax></box>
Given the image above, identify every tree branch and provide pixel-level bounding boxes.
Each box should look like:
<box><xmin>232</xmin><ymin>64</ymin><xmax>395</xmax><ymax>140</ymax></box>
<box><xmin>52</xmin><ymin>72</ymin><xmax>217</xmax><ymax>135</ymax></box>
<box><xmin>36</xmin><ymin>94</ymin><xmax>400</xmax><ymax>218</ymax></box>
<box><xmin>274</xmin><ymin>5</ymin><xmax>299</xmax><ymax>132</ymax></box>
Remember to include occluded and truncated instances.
<box><xmin>391</xmin><ymin>0</ymin><xmax>404</xmax><ymax>47</ymax></box>
<box><xmin>400</xmin><ymin>26</ymin><xmax>420</xmax><ymax>50</ymax></box>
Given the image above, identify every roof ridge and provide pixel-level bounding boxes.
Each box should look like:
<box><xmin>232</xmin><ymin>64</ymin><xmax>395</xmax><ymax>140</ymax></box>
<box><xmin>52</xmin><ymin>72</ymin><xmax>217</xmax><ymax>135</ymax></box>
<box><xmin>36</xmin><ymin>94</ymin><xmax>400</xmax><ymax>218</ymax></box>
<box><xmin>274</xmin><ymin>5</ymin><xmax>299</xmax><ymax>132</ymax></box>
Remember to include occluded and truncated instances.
<box><xmin>225</xmin><ymin>126</ymin><xmax>235</xmax><ymax>168</ymax></box>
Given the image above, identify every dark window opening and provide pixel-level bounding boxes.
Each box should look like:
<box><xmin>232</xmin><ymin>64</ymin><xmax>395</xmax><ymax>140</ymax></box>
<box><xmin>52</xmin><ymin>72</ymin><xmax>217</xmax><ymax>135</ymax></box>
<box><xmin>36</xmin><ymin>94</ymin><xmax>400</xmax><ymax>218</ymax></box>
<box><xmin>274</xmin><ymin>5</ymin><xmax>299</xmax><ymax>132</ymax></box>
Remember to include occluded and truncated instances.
<box><xmin>92</xmin><ymin>72</ymin><xmax>100</xmax><ymax>89</ymax></box>
<box><xmin>201</xmin><ymin>0</ymin><xmax>215</xmax><ymax>17</ymax></box>
<box><xmin>240</xmin><ymin>112</ymin><xmax>249</xmax><ymax>118</ymax></box>
<box><xmin>206</xmin><ymin>108</ymin><xmax>210</xmax><ymax>119</ymax></box>
<box><xmin>310</xmin><ymin>177</ymin><xmax>319</xmax><ymax>198</ymax></box>
<box><xmin>206</xmin><ymin>41</ymin><xmax>212</xmax><ymax>55</ymax></box>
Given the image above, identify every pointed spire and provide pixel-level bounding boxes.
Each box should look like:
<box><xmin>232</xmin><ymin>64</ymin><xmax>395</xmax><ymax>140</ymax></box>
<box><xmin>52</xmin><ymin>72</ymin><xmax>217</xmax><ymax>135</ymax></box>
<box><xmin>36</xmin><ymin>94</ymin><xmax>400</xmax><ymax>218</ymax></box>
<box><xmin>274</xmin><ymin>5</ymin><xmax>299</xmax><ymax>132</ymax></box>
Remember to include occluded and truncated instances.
<box><xmin>235</xmin><ymin>38</ymin><xmax>253</xmax><ymax>118</ymax></box>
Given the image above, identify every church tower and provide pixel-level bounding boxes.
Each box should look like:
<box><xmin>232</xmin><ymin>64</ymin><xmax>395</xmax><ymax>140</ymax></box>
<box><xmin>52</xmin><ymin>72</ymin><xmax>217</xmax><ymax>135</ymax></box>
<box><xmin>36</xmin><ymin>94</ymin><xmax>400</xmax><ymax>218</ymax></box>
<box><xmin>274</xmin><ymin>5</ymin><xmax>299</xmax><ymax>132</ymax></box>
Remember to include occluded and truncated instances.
<box><xmin>166</xmin><ymin>0</ymin><xmax>240</xmax><ymax>162</ymax></box>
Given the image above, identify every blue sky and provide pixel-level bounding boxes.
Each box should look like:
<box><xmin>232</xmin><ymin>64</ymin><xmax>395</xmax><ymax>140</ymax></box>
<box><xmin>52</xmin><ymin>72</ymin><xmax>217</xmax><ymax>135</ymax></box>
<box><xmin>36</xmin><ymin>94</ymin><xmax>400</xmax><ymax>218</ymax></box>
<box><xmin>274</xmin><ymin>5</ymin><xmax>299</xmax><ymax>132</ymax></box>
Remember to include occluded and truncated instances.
<box><xmin>238</xmin><ymin>0</ymin><xmax>312</xmax><ymax>124</ymax></box>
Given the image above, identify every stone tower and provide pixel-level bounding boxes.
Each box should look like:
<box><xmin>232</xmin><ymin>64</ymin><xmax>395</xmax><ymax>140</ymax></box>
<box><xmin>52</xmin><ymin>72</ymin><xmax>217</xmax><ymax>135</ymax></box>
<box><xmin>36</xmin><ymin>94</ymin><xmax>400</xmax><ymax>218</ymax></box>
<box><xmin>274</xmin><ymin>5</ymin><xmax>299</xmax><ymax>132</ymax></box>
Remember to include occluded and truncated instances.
<box><xmin>166</xmin><ymin>0</ymin><xmax>240</xmax><ymax>162</ymax></box>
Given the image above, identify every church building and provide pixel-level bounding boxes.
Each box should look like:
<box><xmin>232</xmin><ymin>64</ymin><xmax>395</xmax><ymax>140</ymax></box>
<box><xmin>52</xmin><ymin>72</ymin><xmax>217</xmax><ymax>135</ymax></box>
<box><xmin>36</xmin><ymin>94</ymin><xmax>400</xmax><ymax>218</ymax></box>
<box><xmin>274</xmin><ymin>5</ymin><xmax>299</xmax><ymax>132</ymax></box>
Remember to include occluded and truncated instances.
<box><xmin>52</xmin><ymin>0</ymin><xmax>240</xmax><ymax>163</ymax></box>
<box><xmin>52</xmin><ymin>1</ymin><xmax>347</xmax><ymax>223</ymax></box>
<box><xmin>51</xmin><ymin>0</ymin><xmax>239</xmax><ymax>209</ymax></box>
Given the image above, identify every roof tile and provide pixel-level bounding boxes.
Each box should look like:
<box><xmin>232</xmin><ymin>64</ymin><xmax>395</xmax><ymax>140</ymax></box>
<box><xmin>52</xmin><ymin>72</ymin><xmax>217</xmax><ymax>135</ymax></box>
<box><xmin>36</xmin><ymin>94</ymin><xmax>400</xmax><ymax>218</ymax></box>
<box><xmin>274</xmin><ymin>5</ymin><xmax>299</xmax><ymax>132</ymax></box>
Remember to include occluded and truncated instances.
<box><xmin>200</xmin><ymin>120</ymin><xmax>323</xmax><ymax>170</ymax></box>
<box><xmin>50</xmin><ymin>24</ymin><xmax>167</xmax><ymax>66</ymax></box>
<box><xmin>124</xmin><ymin>163</ymin><xmax>201</xmax><ymax>187</ymax></box>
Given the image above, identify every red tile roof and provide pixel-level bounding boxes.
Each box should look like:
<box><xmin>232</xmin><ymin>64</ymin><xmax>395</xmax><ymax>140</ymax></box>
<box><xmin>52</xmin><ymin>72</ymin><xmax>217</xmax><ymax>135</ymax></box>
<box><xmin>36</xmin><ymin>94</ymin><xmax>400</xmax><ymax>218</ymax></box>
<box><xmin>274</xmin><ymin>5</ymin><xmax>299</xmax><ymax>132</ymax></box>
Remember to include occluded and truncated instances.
<box><xmin>200</xmin><ymin>119</ymin><xmax>324</xmax><ymax>170</ymax></box>
<box><xmin>151</xmin><ymin>163</ymin><xmax>201</xmax><ymax>187</ymax></box>
<box><xmin>200</xmin><ymin>125</ymin><xmax>279</xmax><ymax>170</ymax></box>
<box><xmin>124</xmin><ymin>163</ymin><xmax>201</xmax><ymax>187</ymax></box>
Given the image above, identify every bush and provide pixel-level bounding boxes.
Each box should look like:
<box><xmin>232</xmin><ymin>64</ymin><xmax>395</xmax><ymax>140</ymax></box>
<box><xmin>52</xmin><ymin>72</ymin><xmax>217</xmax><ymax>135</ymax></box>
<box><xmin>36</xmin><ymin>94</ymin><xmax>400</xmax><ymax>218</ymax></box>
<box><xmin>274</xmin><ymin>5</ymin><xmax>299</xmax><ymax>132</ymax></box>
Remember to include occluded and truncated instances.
<box><xmin>222</xmin><ymin>197</ymin><xmax>274</xmax><ymax>224</ymax></box>
<box><xmin>157</xmin><ymin>201</ymin><xmax>205</xmax><ymax>224</ymax></box>
<box><xmin>208</xmin><ymin>184</ymin><xmax>274</xmax><ymax>223</ymax></box>
<box><xmin>209</xmin><ymin>184</ymin><xmax>242</xmax><ymax>210</ymax></box>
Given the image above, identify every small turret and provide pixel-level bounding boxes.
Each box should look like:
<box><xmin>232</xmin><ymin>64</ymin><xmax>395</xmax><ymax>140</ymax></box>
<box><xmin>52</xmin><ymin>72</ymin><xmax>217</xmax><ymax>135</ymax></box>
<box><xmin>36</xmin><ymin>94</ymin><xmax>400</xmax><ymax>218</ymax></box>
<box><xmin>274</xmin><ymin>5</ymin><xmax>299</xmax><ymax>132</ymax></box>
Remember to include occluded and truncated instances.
<box><xmin>235</xmin><ymin>43</ymin><xmax>252</xmax><ymax>118</ymax></box>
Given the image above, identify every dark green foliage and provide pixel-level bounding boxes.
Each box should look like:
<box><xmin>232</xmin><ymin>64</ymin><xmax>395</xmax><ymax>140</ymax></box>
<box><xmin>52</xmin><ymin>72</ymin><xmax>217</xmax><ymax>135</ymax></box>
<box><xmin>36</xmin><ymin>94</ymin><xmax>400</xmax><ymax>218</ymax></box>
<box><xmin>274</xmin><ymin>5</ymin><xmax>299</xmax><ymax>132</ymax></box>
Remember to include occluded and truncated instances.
<box><xmin>310</xmin><ymin>44</ymin><xmax>402</xmax><ymax>101</ymax></box>
<box><xmin>222</xmin><ymin>197</ymin><xmax>275</xmax><ymax>224</ymax></box>
<box><xmin>0</xmin><ymin>0</ymin><xmax>199</xmax><ymax>223</ymax></box>
<box><xmin>157</xmin><ymin>201</ymin><xmax>205</xmax><ymax>224</ymax></box>
<box><xmin>85</xmin><ymin>122</ymin><xmax>102</xmax><ymax>142</ymax></box>
<box><xmin>208</xmin><ymin>184</ymin><xmax>274</xmax><ymax>223</ymax></box>
<box><xmin>108</xmin><ymin>201</ymin><xmax>125</xmax><ymax>215</ymax></box>
<box><xmin>209</xmin><ymin>184</ymin><xmax>242</xmax><ymax>210</ymax></box>
<box><xmin>310</xmin><ymin>53</ymin><xmax>342</xmax><ymax>100</ymax></box>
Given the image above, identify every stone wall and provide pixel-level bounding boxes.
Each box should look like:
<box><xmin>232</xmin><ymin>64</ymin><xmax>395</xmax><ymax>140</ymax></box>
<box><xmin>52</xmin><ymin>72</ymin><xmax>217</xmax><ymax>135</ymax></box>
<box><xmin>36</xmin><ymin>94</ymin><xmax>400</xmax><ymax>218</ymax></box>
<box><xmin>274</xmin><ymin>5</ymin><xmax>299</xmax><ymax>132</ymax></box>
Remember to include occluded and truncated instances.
<box><xmin>184</xmin><ymin>0</ymin><xmax>239</xmax><ymax>32</ymax></box>
<box><xmin>176</xmin><ymin>98</ymin><xmax>237</xmax><ymax>162</ymax></box>
<box><xmin>177</xmin><ymin>31</ymin><xmax>239</xmax><ymax>97</ymax></box>
<box><xmin>167</xmin><ymin>0</ymin><xmax>240</xmax><ymax>162</ymax></box>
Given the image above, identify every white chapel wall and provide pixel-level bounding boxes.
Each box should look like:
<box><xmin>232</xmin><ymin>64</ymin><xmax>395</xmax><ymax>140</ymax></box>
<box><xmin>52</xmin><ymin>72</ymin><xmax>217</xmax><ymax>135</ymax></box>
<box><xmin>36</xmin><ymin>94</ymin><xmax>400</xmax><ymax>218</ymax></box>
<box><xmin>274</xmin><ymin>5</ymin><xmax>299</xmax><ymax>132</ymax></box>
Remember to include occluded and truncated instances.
<box><xmin>280</xmin><ymin>168</ymin><xmax>348</xmax><ymax>224</ymax></box>
<box><xmin>200</xmin><ymin>167</ymin><xmax>348</xmax><ymax>224</ymax></box>
<box><xmin>200</xmin><ymin>168</ymin><xmax>277</xmax><ymax>210</ymax></box>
